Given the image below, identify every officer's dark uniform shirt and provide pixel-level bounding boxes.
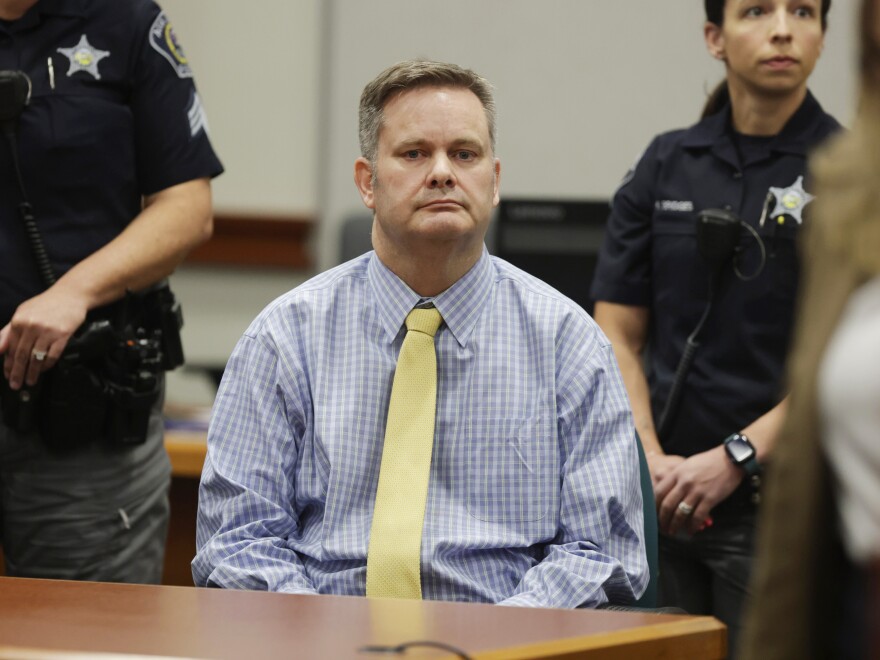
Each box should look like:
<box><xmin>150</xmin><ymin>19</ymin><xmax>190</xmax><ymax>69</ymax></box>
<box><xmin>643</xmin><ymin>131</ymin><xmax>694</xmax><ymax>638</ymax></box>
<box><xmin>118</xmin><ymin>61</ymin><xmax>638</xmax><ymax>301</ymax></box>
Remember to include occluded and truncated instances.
<box><xmin>591</xmin><ymin>93</ymin><xmax>839</xmax><ymax>496</ymax></box>
<box><xmin>0</xmin><ymin>0</ymin><xmax>223</xmax><ymax>326</ymax></box>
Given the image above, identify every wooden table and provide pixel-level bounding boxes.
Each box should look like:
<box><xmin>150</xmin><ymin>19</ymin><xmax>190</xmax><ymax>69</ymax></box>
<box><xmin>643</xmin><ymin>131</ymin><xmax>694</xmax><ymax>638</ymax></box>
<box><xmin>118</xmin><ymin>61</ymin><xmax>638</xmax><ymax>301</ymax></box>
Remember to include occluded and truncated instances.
<box><xmin>0</xmin><ymin>577</ymin><xmax>726</xmax><ymax>659</ymax></box>
<box><xmin>164</xmin><ymin>429</ymin><xmax>208</xmax><ymax>479</ymax></box>
<box><xmin>161</xmin><ymin>430</ymin><xmax>208</xmax><ymax>587</ymax></box>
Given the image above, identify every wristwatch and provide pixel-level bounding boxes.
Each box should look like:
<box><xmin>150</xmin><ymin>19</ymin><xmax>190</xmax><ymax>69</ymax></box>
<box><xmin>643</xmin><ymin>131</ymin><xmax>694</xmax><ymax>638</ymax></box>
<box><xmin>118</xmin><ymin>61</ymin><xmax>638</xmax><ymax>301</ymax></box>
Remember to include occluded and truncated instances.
<box><xmin>723</xmin><ymin>433</ymin><xmax>762</xmax><ymax>479</ymax></box>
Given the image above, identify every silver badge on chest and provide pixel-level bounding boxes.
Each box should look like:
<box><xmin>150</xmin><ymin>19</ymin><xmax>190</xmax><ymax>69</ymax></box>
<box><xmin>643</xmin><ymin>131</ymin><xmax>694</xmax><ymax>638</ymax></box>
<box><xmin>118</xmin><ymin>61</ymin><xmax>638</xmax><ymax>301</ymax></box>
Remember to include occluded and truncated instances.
<box><xmin>764</xmin><ymin>175</ymin><xmax>815</xmax><ymax>226</ymax></box>
<box><xmin>57</xmin><ymin>35</ymin><xmax>110</xmax><ymax>81</ymax></box>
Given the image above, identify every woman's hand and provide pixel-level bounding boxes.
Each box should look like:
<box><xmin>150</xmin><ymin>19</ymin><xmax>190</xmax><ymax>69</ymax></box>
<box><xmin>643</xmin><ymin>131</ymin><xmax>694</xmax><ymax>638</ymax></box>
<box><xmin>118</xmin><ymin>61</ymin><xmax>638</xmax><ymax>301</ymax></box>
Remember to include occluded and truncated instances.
<box><xmin>654</xmin><ymin>445</ymin><xmax>744</xmax><ymax>536</ymax></box>
<box><xmin>645</xmin><ymin>451</ymin><xmax>686</xmax><ymax>489</ymax></box>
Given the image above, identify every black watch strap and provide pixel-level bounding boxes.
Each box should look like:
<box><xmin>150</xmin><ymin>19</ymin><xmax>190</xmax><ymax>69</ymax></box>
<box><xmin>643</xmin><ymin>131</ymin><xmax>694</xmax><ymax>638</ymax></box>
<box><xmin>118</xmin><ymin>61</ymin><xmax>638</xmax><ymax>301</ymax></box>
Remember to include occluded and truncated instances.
<box><xmin>723</xmin><ymin>433</ymin><xmax>761</xmax><ymax>478</ymax></box>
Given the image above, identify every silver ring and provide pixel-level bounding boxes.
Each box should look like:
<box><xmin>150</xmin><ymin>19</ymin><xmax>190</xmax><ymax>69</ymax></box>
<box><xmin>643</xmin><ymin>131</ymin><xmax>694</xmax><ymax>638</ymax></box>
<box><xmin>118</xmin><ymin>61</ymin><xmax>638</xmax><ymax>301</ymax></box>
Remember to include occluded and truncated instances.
<box><xmin>676</xmin><ymin>501</ymin><xmax>695</xmax><ymax>516</ymax></box>
<box><xmin>31</xmin><ymin>350</ymin><xmax>47</xmax><ymax>362</ymax></box>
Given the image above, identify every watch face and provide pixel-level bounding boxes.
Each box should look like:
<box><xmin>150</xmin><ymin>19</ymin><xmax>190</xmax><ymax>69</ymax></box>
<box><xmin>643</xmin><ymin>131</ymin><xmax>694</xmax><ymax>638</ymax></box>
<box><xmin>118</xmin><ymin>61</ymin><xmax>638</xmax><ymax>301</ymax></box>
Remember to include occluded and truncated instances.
<box><xmin>726</xmin><ymin>436</ymin><xmax>754</xmax><ymax>463</ymax></box>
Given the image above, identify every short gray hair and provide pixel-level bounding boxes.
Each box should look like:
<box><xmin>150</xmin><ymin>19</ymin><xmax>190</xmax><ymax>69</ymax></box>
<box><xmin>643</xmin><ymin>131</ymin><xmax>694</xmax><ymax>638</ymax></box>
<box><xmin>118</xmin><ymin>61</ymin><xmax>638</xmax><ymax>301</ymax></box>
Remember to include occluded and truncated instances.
<box><xmin>358</xmin><ymin>60</ymin><xmax>497</xmax><ymax>165</ymax></box>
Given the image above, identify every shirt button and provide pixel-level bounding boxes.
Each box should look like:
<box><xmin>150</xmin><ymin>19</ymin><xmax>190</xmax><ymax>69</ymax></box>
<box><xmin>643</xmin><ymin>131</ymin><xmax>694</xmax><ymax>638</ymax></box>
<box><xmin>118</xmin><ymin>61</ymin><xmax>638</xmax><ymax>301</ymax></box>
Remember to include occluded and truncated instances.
<box><xmin>733</xmin><ymin>171</ymin><xmax>743</xmax><ymax>179</ymax></box>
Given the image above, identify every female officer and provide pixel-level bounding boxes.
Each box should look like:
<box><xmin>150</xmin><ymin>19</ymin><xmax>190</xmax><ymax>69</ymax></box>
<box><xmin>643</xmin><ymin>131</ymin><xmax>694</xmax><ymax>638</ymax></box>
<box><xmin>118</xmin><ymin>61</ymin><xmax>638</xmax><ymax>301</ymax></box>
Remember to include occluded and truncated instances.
<box><xmin>590</xmin><ymin>0</ymin><xmax>838</xmax><ymax>654</ymax></box>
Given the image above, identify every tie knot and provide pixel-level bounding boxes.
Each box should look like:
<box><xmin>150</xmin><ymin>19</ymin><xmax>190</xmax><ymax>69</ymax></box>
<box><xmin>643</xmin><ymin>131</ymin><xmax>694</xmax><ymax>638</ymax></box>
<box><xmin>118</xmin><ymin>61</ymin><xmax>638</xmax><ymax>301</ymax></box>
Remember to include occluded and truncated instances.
<box><xmin>405</xmin><ymin>307</ymin><xmax>443</xmax><ymax>337</ymax></box>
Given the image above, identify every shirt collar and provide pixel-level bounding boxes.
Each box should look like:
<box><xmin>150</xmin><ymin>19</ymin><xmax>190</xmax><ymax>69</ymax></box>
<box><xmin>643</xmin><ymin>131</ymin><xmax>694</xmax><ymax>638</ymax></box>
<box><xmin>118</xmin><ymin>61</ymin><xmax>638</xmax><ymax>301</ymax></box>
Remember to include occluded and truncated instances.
<box><xmin>771</xmin><ymin>90</ymin><xmax>827</xmax><ymax>155</ymax></box>
<box><xmin>682</xmin><ymin>90</ymin><xmax>825</xmax><ymax>157</ymax></box>
<box><xmin>367</xmin><ymin>247</ymin><xmax>494</xmax><ymax>347</ymax></box>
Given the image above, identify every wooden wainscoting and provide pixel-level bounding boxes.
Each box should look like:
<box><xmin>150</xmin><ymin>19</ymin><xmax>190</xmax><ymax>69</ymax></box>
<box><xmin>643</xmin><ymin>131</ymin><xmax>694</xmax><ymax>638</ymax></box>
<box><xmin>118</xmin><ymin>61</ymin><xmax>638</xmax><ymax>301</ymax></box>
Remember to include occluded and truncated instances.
<box><xmin>186</xmin><ymin>213</ymin><xmax>313</xmax><ymax>270</ymax></box>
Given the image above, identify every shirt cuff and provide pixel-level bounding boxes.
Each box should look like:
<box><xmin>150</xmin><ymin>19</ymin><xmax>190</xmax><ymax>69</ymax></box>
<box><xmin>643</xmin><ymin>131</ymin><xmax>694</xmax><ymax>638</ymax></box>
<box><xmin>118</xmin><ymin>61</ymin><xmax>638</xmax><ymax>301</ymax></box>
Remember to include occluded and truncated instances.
<box><xmin>278</xmin><ymin>584</ymin><xmax>320</xmax><ymax>596</ymax></box>
<box><xmin>497</xmin><ymin>592</ymin><xmax>543</xmax><ymax>608</ymax></box>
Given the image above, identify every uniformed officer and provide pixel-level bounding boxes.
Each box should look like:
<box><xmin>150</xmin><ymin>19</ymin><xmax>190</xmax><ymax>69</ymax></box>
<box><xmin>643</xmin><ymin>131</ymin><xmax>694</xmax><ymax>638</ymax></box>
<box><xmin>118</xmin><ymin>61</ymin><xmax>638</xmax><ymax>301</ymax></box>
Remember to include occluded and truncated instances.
<box><xmin>590</xmin><ymin>0</ymin><xmax>839</xmax><ymax>655</ymax></box>
<box><xmin>0</xmin><ymin>0</ymin><xmax>222</xmax><ymax>583</ymax></box>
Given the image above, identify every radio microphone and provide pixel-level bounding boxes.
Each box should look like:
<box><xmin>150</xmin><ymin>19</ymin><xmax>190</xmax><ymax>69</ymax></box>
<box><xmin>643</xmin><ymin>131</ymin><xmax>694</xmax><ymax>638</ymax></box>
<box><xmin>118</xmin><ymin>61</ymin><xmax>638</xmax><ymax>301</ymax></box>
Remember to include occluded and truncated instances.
<box><xmin>0</xmin><ymin>70</ymin><xmax>31</xmax><ymax>135</ymax></box>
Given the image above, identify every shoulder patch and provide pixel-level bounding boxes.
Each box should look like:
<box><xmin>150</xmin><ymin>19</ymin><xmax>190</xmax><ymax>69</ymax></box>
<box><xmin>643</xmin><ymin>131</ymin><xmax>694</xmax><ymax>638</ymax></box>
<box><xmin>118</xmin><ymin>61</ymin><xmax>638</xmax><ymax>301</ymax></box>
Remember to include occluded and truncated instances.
<box><xmin>187</xmin><ymin>91</ymin><xmax>209</xmax><ymax>137</ymax></box>
<box><xmin>149</xmin><ymin>12</ymin><xmax>193</xmax><ymax>79</ymax></box>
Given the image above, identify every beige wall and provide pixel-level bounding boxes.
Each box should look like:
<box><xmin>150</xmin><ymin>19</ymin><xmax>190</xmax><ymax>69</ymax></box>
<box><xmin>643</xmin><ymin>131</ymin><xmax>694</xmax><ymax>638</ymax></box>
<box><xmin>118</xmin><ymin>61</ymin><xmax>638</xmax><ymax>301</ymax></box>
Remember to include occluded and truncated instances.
<box><xmin>158</xmin><ymin>1</ymin><xmax>322</xmax><ymax>403</ymax></box>
<box><xmin>317</xmin><ymin>0</ymin><xmax>858</xmax><ymax>271</ymax></box>
<box><xmin>160</xmin><ymin>0</ymin><xmax>859</xmax><ymax>237</ymax></box>
<box><xmin>154</xmin><ymin>0</ymin><xmax>859</xmax><ymax>401</ymax></box>
<box><xmin>159</xmin><ymin>0</ymin><xmax>322</xmax><ymax>215</ymax></box>
<box><xmin>159</xmin><ymin>0</ymin><xmax>858</xmax><ymax>263</ymax></box>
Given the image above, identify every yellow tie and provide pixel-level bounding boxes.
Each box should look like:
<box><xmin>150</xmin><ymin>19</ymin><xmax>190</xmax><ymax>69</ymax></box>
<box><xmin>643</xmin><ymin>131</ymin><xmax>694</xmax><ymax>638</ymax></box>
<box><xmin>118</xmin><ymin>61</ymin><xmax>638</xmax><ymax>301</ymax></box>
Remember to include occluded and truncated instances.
<box><xmin>366</xmin><ymin>307</ymin><xmax>443</xmax><ymax>599</ymax></box>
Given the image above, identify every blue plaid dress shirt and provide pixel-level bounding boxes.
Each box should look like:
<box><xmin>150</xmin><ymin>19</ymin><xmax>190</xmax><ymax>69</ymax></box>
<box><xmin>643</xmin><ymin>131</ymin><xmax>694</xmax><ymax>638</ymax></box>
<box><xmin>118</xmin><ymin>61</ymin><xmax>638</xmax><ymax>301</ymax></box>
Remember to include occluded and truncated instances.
<box><xmin>193</xmin><ymin>249</ymin><xmax>648</xmax><ymax>607</ymax></box>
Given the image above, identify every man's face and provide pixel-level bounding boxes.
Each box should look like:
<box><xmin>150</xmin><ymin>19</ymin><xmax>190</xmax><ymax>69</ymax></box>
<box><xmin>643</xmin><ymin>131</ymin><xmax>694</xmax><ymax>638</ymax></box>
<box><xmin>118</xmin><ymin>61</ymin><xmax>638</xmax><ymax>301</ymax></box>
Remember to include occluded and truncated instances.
<box><xmin>355</xmin><ymin>85</ymin><xmax>500</xmax><ymax>259</ymax></box>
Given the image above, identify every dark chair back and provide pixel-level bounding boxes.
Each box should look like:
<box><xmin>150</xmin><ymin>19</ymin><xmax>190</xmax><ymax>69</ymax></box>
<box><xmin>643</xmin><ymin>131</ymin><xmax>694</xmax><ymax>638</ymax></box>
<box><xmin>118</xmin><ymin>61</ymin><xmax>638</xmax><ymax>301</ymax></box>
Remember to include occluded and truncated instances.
<box><xmin>339</xmin><ymin>213</ymin><xmax>373</xmax><ymax>264</ymax></box>
<box><xmin>634</xmin><ymin>433</ymin><xmax>659</xmax><ymax>608</ymax></box>
<box><xmin>494</xmin><ymin>198</ymin><xmax>608</xmax><ymax>314</ymax></box>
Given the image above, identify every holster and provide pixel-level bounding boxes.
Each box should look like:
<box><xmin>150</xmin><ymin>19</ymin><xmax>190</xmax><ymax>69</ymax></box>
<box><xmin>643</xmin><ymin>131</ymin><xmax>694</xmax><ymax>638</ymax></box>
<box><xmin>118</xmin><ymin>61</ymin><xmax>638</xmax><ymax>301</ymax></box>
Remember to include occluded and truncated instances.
<box><xmin>0</xmin><ymin>285</ymin><xmax>180</xmax><ymax>452</ymax></box>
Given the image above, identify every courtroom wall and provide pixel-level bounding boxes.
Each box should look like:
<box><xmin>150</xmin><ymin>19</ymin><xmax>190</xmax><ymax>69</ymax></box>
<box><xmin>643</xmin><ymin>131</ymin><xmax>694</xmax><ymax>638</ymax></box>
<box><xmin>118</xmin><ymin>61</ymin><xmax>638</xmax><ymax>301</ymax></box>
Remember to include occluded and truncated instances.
<box><xmin>318</xmin><ymin>0</ymin><xmax>857</xmax><ymax>270</ymax></box>
<box><xmin>153</xmin><ymin>1</ymin><xmax>858</xmax><ymax>401</ymax></box>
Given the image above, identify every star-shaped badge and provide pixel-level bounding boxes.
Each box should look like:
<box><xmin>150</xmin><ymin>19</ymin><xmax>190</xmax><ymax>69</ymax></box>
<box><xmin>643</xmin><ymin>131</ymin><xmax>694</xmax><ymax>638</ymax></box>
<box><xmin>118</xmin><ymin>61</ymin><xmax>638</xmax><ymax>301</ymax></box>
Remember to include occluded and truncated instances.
<box><xmin>767</xmin><ymin>175</ymin><xmax>815</xmax><ymax>225</ymax></box>
<box><xmin>57</xmin><ymin>35</ymin><xmax>110</xmax><ymax>80</ymax></box>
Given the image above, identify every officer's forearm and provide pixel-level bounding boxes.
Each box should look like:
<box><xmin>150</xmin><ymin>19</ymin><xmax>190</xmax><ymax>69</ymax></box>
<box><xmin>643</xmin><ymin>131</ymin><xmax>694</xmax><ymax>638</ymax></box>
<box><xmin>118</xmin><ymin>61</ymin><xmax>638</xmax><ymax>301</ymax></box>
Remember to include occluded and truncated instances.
<box><xmin>53</xmin><ymin>177</ymin><xmax>213</xmax><ymax>311</ymax></box>
<box><xmin>593</xmin><ymin>301</ymin><xmax>661</xmax><ymax>454</ymax></box>
<box><xmin>614</xmin><ymin>342</ymin><xmax>661</xmax><ymax>454</ymax></box>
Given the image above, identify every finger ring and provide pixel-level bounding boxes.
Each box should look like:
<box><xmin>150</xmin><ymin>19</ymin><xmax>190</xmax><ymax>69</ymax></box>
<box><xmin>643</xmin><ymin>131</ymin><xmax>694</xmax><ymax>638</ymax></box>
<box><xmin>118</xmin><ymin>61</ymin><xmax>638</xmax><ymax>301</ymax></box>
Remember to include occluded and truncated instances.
<box><xmin>677</xmin><ymin>501</ymin><xmax>695</xmax><ymax>516</ymax></box>
<box><xmin>31</xmin><ymin>350</ymin><xmax>47</xmax><ymax>362</ymax></box>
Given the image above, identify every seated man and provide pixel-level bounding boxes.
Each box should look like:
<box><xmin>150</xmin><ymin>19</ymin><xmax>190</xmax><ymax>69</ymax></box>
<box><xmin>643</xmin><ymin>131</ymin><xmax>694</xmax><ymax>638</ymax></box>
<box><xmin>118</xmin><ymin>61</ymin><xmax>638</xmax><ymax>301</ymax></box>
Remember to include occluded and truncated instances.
<box><xmin>193</xmin><ymin>60</ymin><xmax>648</xmax><ymax>608</ymax></box>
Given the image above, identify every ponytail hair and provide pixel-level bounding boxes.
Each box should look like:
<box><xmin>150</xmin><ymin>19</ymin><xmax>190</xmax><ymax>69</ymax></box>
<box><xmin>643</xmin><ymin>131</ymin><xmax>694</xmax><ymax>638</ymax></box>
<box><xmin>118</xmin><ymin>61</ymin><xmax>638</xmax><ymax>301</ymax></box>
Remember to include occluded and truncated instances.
<box><xmin>701</xmin><ymin>80</ymin><xmax>730</xmax><ymax>119</ymax></box>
